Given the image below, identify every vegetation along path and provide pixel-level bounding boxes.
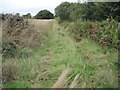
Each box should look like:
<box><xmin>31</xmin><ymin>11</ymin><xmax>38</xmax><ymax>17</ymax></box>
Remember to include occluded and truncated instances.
<box><xmin>5</xmin><ymin>20</ymin><xmax>118</xmax><ymax>88</ymax></box>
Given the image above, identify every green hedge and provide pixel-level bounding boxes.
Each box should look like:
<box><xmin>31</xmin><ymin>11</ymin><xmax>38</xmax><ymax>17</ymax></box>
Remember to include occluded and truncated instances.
<box><xmin>61</xmin><ymin>19</ymin><xmax>119</xmax><ymax>48</ymax></box>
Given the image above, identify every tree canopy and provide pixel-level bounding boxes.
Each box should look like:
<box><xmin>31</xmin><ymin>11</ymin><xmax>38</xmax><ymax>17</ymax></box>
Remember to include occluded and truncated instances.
<box><xmin>55</xmin><ymin>2</ymin><xmax>73</xmax><ymax>21</ymax></box>
<box><xmin>55</xmin><ymin>2</ymin><xmax>120</xmax><ymax>22</ymax></box>
<box><xmin>34</xmin><ymin>10</ymin><xmax>54</xmax><ymax>19</ymax></box>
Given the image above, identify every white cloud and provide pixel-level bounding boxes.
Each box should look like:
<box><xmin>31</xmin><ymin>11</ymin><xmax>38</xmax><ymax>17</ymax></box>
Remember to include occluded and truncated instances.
<box><xmin>0</xmin><ymin>0</ymin><xmax>77</xmax><ymax>15</ymax></box>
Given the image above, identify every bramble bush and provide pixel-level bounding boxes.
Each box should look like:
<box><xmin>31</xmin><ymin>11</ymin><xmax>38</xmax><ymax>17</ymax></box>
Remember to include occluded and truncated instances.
<box><xmin>61</xmin><ymin>19</ymin><xmax>119</xmax><ymax>48</ymax></box>
<box><xmin>95</xmin><ymin>19</ymin><xmax>118</xmax><ymax>48</ymax></box>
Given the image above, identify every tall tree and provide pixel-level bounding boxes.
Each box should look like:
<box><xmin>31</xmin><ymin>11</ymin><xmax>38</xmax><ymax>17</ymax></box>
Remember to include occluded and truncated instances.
<box><xmin>55</xmin><ymin>2</ymin><xmax>73</xmax><ymax>21</ymax></box>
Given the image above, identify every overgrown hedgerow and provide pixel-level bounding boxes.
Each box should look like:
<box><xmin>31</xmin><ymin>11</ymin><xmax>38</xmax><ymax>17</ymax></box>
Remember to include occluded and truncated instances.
<box><xmin>2</xmin><ymin>14</ymin><xmax>42</xmax><ymax>58</ymax></box>
<box><xmin>60</xmin><ymin>19</ymin><xmax>119</xmax><ymax>49</ymax></box>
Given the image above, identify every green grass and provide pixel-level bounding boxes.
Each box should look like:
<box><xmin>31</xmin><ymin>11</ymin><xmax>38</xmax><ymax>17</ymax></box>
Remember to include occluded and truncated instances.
<box><xmin>47</xmin><ymin>21</ymin><xmax>118</xmax><ymax>88</ymax></box>
<box><xmin>4</xmin><ymin>81</ymin><xmax>30</xmax><ymax>88</ymax></box>
<box><xmin>3</xmin><ymin>20</ymin><xmax>118</xmax><ymax>88</ymax></box>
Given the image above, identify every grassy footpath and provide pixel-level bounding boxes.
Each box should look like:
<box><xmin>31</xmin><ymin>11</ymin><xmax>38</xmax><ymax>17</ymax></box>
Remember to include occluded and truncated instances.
<box><xmin>4</xmin><ymin>20</ymin><xmax>118</xmax><ymax>88</ymax></box>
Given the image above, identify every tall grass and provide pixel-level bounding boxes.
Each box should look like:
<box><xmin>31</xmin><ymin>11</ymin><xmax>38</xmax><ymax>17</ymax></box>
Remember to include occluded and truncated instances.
<box><xmin>44</xmin><ymin>21</ymin><xmax>118</xmax><ymax>88</ymax></box>
<box><xmin>3</xmin><ymin>20</ymin><xmax>118</xmax><ymax>88</ymax></box>
<box><xmin>3</xmin><ymin>19</ymin><xmax>54</xmax><ymax>88</ymax></box>
<box><xmin>52</xmin><ymin>67</ymin><xmax>71</xmax><ymax>88</ymax></box>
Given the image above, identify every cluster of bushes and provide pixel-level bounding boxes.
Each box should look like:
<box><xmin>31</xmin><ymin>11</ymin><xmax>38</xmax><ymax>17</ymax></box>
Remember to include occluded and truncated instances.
<box><xmin>61</xmin><ymin>19</ymin><xmax>119</xmax><ymax>48</ymax></box>
<box><xmin>2</xmin><ymin>14</ymin><xmax>41</xmax><ymax>58</ymax></box>
<box><xmin>93</xmin><ymin>19</ymin><xmax>119</xmax><ymax>48</ymax></box>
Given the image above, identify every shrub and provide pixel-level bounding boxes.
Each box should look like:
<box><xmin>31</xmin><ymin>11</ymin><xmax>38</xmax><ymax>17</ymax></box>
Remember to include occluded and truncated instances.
<box><xmin>75</xmin><ymin>21</ymin><xmax>92</xmax><ymax>34</ymax></box>
<box><xmin>61</xmin><ymin>19</ymin><xmax>119</xmax><ymax>48</ymax></box>
<box><xmin>89</xmin><ymin>19</ymin><xmax>119</xmax><ymax>48</ymax></box>
<box><xmin>96</xmin><ymin>19</ymin><xmax>119</xmax><ymax>47</ymax></box>
<box><xmin>63</xmin><ymin>21</ymin><xmax>92</xmax><ymax>41</ymax></box>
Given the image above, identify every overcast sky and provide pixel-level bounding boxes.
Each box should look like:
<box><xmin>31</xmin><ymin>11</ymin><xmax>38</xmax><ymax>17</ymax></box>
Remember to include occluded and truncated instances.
<box><xmin>0</xmin><ymin>0</ymin><xmax>77</xmax><ymax>16</ymax></box>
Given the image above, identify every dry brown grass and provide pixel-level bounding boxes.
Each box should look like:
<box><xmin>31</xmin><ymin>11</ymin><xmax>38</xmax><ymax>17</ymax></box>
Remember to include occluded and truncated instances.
<box><xmin>28</xmin><ymin>19</ymin><xmax>53</xmax><ymax>32</ymax></box>
<box><xmin>51</xmin><ymin>67</ymin><xmax>80</xmax><ymax>88</ymax></box>
<box><xmin>2</xmin><ymin>60</ymin><xmax>18</xmax><ymax>83</ymax></box>
<box><xmin>52</xmin><ymin>67</ymin><xmax>71</xmax><ymax>88</ymax></box>
<box><xmin>69</xmin><ymin>74</ymin><xmax>80</xmax><ymax>88</ymax></box>
<box><xmin>28</xmin><ymin>19</ymin><xmax>53</xmax><ymax>46</ymax></box>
